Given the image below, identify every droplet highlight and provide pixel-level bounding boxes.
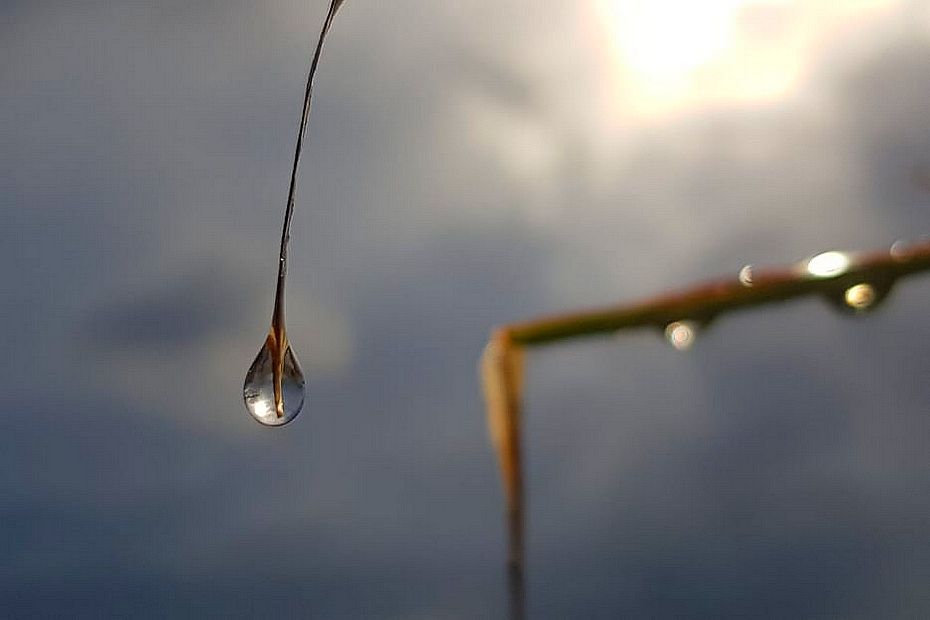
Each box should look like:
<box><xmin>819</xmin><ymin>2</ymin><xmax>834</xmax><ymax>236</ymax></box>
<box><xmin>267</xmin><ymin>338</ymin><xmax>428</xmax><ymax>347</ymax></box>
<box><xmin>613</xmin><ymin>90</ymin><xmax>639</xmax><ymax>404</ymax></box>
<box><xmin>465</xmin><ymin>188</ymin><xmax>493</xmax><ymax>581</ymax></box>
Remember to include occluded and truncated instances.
<box><xmin>825</xmin><ymin>280</ymin><xmax>893</xmax><ymax>316</ymax></box>
<box><xmin>665</xmin><ymin>321</ymin><xmax>696</xmax><ymax>351</ymax></box>
<box><xmin>244</xmin><ymin>335</ymin><xmax>305</xmax><ymax>427</ymax></box>
<box><xmin>738</xmin><ymin>264</ymin><xmax>754</xmax><ymax>287</ymax></box>
<box><xmin>890</xmin><ymin>240</ymin><xmax>909</xmax><ymax>261</ymax></box>
<box><xmin>843</xmin><ymin>283</ymin><xmax>877</xmax><ymax>312</ymax></box>
<box><xmin>806</xmin><ymin>251</ymin><xmax>850</xmax><ymax>278</ymax></box>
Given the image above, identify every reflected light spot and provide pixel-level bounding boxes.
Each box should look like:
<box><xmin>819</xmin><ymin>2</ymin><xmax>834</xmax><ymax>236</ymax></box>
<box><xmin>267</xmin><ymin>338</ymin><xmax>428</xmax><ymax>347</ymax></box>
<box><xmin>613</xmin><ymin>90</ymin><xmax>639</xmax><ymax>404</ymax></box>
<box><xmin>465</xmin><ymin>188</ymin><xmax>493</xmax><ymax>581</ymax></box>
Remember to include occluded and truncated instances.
<box><xmin>665</xmin><ymin>321</ymin><xmax>696</xmax><ymax>351</ymax></box>
<box><xmin>844</xmin><ymin>283</ymin><xmax>876</xmax><ymax>310</ymax></box>
<box><xmin>245</xmin><ymin>394</ymin><xmax>275</xmax><ymax>423</ymax></box>
<box><xmin>738</xmin><ymin>264</ymin><xmax>754</xmax><ymax>287</ymax></box>
<box><xmin>807</xmin><ymin>251</ymin><xmax>849</xmax><ymax>278</ymax></box>
<box><xmin>890</xmin><ymin>239</ymin><xmax>909</xmax><ymax>260</ymax></box>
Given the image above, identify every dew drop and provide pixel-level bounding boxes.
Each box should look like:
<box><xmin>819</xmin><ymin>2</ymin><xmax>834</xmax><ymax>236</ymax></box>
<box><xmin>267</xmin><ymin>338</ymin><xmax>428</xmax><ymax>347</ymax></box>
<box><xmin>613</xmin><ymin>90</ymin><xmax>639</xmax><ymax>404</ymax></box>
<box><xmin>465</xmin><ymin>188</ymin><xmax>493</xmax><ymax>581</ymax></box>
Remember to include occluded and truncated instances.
<box><xmin>243</xmin><ymin>334</ymin><xmax>305</xmax><ymax>427</ymax></box>
<box><xmin>889</xmin><ymin>238</ymin><xmax>924</xmax><ymax>262</ymax></box>
<box><xmin>665</xmin><ymin>321</ymin><xmax>697</xmax><ymax>351</ymax></box>
<box><xmin>841</xmin><ymin>283</ymin><xmax>881</xmax><ymax>314</ymax></box>
<box><xmin>890</xmin><ymin>239</ymin><xmax>909</xmax><ymax>261</ymax></box>
<box><xmin>827</xmin><ymin>281</ymin><xmax>893</xmax><ymax>316</ymax></box>
<box><xmin>738</xmin><ymin>264</ymin><xmax>754</xmax><ymax>287</ymax></box>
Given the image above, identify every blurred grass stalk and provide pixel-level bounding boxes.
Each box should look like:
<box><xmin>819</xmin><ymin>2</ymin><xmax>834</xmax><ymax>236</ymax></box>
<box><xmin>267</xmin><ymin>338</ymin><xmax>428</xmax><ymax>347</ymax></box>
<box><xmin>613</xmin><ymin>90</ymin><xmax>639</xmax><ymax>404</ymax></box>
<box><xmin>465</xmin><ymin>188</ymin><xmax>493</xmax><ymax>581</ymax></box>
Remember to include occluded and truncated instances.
<box><xmin>480</xmin><ymin>238</ymin><xmax>930</xmax><ymax>619</ymax></box>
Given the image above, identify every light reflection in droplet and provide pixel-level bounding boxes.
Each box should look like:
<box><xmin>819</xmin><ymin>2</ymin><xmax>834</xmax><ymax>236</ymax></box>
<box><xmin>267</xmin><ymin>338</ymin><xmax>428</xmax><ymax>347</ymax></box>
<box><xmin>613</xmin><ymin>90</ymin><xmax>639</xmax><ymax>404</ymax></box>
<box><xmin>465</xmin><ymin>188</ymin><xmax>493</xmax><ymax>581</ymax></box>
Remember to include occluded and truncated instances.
<box><xmin>738</xmin><ymin>264</ymin><xmax>753</xmax><ymax>287</ymax></box>
<box><xmin>890</xmin><ymin>240</ymin><xmax>910</xmax><ymax>261</ymax></box>
<box><xmin>843</xmin><ymin>283</ymin><xmax>877</xmax><ymax>311</ymax></box>
<box><xmin>807</xmin><ymin>251</ymin><xmax>850</xmax><ymax>278</ymax></box>
<box><xmin>665</xmin><ymin>321</ymin><xmax>696</xmax><ymax>351</ymax></box>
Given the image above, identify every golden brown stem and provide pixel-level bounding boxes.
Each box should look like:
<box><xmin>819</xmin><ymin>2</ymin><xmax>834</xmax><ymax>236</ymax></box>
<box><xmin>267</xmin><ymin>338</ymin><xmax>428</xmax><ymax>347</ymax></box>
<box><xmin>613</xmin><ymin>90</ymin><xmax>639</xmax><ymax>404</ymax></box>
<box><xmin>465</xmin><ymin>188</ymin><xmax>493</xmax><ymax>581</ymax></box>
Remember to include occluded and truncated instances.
<box><xmin>507</xmin><ymin>240</ymin><xmax>930</xmax><ymax>346</ymax></box>
<box><xmin>480</xmin><ymin>330</ymin><xmax>525</xmax><ymax>620</ymax></box>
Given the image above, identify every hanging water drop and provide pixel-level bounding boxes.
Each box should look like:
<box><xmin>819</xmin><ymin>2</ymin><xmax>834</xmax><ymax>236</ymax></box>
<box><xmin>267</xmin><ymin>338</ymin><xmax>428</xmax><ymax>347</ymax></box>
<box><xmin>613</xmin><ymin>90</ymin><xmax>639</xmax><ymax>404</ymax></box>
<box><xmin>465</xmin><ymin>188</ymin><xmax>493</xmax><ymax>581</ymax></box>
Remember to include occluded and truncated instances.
<box><xmin>738</xmin><ymin>264</ymin><xmax>754</xmax><ymax>287</ymax></box>
<box><xmin>844</xmin><ymin>283</ymin><xmax>876</xmax><ymax>310</ymax></box>
<box><xmin>665</xmin><ymin>321</ymin><xmax>697</xmax><ymax>351</ymax></box>
<box><xmin>240</xmin><ymin>0</ymin><xmax>345</xmax><ymax>426</ymax></box>
<box><xmin>825</xmin><ymin>280</ymin><xmax>893</xmax><ymax>316</ymax></box>
<box><xmin>244</xmin><ymin>331</ymin><xmax>305</xmax><ymax>426</ymax></box>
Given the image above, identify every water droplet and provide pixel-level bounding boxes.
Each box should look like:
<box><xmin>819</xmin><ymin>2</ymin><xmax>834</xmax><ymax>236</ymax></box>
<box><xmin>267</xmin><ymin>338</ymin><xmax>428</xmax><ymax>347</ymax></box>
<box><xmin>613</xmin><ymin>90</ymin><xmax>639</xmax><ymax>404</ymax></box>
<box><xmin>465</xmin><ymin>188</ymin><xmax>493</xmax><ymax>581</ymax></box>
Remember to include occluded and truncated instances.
<box><xmin>826</xmin><ymin>280</ymin><xmax>893</xmax><ymax>316</ymax></box>
<box><xmin>888</xmin><ymin>239</ymin><xmax>910</xmax><ymax>261</ymax></box>
<box><xmin>665</xmin><ymin>321</ymin><xmax>697</xmax><ymax>351</ymax></box>
<box><xmin>838</xmin><ymin>281</ymin><xmax>890</xmax><ymax>314</ymax></box>
<box><xmin>243</xmin><ymin>334</ymin><xmax>305</xmax><ymax>427</ymax></box>
<box><xmin>806</xmin><ymin>251</ymin><xmax>850</xmax><ymax>278</ymax></box>
<box><xmin>844</xmin><ymin>283</ymin><xmax>876</xmax><ymax>310</ymax></box>
<box><xmin>738</xmin><ymin>264</ymin><xmax>754</xmax><ymax>287</ymax></box>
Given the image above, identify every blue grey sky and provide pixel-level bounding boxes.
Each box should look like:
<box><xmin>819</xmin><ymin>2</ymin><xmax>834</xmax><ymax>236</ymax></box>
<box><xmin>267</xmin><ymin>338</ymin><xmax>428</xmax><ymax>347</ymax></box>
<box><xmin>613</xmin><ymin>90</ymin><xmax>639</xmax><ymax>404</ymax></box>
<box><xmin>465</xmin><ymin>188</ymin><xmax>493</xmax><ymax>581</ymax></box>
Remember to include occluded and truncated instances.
<box><xmin>3</xmin><ymin>0</ymin><xmax>930</xmax><ymax>617</ymax></box>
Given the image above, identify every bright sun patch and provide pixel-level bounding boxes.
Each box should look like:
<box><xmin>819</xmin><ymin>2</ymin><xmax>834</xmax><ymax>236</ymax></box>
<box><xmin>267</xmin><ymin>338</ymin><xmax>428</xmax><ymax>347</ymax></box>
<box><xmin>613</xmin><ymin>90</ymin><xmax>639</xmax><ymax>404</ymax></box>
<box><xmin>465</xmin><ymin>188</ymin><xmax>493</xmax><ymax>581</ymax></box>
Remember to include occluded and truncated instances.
<box><xmin>591</xmin><ymin>0</ymin><xmax>896</xmax><ymax>117</ymax></box>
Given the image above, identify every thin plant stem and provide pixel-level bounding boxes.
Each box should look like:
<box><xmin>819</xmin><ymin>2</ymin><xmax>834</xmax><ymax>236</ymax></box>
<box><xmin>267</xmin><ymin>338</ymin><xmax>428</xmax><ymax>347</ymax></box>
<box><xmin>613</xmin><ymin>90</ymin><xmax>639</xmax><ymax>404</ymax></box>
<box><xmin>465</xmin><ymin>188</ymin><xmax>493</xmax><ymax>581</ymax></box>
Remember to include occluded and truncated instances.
<box><xmin>272</xmin><ymin>0</ymin><xmax>344</xmax><ymax>331</ymax></box>
<box><xmin>265</xmin><ymin>0</ymin><xmax>345</xmax><ymax>419</ymax></box>
<box><xmin>506</xmin><ymin>240</ymin><xmax>930</xmax><ymax>346</ymax></box>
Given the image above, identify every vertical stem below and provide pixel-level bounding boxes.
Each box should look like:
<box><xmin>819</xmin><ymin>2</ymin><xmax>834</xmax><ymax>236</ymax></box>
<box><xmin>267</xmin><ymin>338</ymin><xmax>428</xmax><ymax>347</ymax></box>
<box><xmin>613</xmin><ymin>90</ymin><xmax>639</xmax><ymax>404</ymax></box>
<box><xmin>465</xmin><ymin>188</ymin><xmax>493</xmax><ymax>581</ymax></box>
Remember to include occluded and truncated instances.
<box><xmin>508</xmin><ymin>504</ymin><xmax>526</xmax><ymax>620</ymax></box>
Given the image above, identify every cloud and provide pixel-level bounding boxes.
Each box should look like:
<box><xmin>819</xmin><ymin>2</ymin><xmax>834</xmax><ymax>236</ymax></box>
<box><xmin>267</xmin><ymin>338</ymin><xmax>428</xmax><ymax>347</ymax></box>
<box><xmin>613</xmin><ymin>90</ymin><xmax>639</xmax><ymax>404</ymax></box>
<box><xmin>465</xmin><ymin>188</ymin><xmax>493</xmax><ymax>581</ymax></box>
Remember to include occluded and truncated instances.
<box><xmin>70</xmin><ymin>251</ymin><xmax>353</xmax><ymax>432</ymax></box>
<box><xmin>3</xmin><ymin>0</ymin><xmax>930</xmax><ymax>616</ymax></box>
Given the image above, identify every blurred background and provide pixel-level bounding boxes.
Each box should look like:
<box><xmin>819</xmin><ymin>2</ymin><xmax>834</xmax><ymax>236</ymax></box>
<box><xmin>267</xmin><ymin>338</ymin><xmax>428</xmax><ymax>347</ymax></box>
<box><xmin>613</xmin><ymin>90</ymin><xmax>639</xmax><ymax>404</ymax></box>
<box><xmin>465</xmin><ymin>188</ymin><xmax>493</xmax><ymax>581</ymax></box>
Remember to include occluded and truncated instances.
<box><xmin>3</xmin><ymin>0</ymin><xmax>930</xmax><ymax>616</ymax></box>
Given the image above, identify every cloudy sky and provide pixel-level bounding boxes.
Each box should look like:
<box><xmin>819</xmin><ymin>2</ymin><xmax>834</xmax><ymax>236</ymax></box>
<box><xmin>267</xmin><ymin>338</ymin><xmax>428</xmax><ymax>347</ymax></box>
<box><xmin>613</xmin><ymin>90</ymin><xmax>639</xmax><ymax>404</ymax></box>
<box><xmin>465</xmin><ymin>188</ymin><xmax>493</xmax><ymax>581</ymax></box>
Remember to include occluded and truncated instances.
<box><xmin>4</xmin><ymin>0</ymin><xmax>930</xmax><ymax>617</ymax></box>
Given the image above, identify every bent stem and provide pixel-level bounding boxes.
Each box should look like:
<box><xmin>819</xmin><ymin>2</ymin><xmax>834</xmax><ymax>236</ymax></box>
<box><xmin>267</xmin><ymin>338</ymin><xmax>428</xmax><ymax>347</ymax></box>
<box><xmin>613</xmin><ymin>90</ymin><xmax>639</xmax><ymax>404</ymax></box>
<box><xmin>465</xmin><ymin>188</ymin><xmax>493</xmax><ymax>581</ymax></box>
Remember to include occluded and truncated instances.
<box><xmin>267</xmin><ymin>0</ymin><xmax>345</xmax><ymax>417</ymax></box>
<box><xmin>481</xmin><ymin>330</ymin><xmax>525</xmax><ymax>619</ymax></box>
<box><xmin>480</xmin><ymin>238</ymin><xmax>930</xmax><ymax>619</ymax></box>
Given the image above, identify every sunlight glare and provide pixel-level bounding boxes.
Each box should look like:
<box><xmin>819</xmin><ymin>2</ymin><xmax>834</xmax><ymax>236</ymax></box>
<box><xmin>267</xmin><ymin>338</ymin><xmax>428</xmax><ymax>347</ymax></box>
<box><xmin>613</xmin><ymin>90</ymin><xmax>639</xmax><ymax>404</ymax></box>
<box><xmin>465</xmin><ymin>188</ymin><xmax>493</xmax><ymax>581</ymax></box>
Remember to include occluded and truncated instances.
<box><xmin>591</xmin><ymin>0</ymin><xmax>897</xmax><ymax>117</ymax></box>
<box><xmin>596</xmin><ymin>1</ymin><xmax>738</xmax><ymax>85</ymax></box>
<box><xmin>593</xmin><ymin>0</ymin><xmax>743</xmax><ymax>114</ymax></box>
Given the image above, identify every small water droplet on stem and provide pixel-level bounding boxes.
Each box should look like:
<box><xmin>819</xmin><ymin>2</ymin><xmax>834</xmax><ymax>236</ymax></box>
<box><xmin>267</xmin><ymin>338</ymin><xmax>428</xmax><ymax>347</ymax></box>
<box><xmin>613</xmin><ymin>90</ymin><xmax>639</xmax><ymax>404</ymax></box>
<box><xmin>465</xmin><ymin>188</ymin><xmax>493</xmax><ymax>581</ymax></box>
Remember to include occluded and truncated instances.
<box><xmin>825</xmin><ymin>280</ymin><xmax>893</xmax><ymax>316</ymax></box>
<box><xmin>843</xmin><ymin>283</ymin><xmax>876</xmax><ymax>311</ymax></box>
<box><xmin>665</xmin><ymin>321</ymin><xmax>697</xmax><ymax>351</ymax></box>
<box><xmin>738</xmin><ymin>264</ymin><xmax>753</xmax><ymax>287</ymax></box>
